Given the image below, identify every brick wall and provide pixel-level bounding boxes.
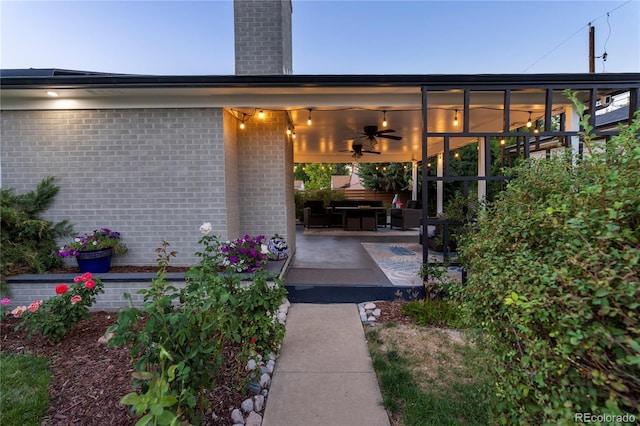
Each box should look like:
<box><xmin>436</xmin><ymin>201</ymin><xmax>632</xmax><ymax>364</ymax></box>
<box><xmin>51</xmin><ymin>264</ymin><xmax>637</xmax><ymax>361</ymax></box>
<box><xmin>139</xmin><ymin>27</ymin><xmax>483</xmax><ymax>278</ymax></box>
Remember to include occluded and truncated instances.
<box><xmin>223</xmin><ymin>109</ymin><xmax>241</xmax><ymax>239</ymax></box>
<box><xmin>0</xmin><ymin>108</ymin><xmax>229</xmax><ymax>266</ymax></box>
<box><xmin>234</xmin><ymin>0</ymin><xmax>293</xmax><ymax>75</ymax></box>
<box><xmin>236</xmin><ymin>110</ymin><xmax>295</xmax><ymax>250</ymax></box>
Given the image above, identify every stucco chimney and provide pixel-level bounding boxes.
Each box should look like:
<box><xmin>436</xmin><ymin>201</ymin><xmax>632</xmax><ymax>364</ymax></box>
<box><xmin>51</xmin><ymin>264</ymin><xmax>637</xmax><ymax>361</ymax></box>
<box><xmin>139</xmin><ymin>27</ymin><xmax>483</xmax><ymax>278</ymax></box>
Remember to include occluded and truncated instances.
<box><xmin>234</xmin><ymin>0</ymin><xmax>293</xmax><ymax>75</ymax></box>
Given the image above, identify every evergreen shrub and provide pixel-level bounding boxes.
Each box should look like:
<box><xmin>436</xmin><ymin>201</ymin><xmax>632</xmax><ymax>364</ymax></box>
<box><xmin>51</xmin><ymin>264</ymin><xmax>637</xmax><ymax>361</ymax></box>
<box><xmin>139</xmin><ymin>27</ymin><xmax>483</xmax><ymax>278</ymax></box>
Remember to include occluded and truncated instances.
<box><xmin>0</xmin><ymin>177</ymin><xmax>73</xmax><ymax>276</ymax></box>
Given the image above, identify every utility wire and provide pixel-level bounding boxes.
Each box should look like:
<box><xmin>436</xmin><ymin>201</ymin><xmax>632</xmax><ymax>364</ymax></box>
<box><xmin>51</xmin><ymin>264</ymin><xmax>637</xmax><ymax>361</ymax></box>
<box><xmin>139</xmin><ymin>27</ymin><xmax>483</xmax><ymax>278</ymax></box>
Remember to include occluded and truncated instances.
<box><xmin>522</xmin><ymin>0</ymin><xmax>631</xmax><ymax>72</ymax></box>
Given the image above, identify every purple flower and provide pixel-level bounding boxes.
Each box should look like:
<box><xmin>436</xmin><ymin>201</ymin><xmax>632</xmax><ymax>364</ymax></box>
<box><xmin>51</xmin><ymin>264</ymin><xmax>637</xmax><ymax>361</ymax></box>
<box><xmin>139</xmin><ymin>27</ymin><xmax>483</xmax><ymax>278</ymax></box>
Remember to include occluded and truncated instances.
<box><xmin>229</xmin><ymin>255</ymin><xmax>239</xmax><ymax>264</ymax></box>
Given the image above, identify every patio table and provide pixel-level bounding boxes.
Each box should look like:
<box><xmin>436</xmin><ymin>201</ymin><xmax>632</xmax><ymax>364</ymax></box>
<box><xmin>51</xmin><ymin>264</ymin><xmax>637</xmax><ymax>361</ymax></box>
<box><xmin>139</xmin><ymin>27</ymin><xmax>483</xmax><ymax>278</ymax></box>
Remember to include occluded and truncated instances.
<box><xmin>333</xmin><ymin>206</ymin><xmax>387</xmax><ymax>231</ymax></box>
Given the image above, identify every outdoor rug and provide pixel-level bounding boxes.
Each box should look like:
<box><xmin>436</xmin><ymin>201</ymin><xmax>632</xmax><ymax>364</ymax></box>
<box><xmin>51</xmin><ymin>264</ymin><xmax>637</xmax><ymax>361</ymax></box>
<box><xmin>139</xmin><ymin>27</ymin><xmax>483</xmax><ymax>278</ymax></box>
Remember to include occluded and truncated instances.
<box><xmin>361</xmin><ymin>243</ymin><xmax>462</xmax><ymax>287</ymax></box>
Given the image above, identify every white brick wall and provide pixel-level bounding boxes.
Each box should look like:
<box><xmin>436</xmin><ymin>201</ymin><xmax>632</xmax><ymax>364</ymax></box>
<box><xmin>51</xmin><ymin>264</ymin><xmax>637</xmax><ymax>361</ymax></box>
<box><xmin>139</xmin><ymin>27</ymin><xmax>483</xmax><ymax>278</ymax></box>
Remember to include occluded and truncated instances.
<box><xmin>234</xmin><ymin>0</ymin><xmax>293</xmax><ymax>75</ymax></box>
<box><xmin>236</xmin><ymin>110</ymin><xmax>294</xmax><ymax>249</ymax></box>
<box><xmin>1</xmin><ymin>108</ymin><xmax>229</xmax><ymax>266</ymax></box>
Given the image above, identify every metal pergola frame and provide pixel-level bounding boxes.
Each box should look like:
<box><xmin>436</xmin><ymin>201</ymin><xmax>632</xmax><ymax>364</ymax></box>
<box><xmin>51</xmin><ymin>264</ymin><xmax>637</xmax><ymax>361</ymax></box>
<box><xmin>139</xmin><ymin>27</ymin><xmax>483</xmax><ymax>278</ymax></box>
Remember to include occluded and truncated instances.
<box><xmin>420</xmin><ymin>82</ymin><xmax>640</xmax><ymax>279</ymax></box>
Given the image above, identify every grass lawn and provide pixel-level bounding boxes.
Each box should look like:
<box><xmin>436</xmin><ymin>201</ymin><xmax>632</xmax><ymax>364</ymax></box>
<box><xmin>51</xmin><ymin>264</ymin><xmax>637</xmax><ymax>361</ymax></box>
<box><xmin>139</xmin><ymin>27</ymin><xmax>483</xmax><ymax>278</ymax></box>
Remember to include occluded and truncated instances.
<box><xmin>0</xmin><ymin>353</ymin><xmax>51</xmax><ymax>426</ymax></box>
<box><xmin>366</xmin><ymin>321</ymin><xmax>494</xmax><ymax>425</ymax></box>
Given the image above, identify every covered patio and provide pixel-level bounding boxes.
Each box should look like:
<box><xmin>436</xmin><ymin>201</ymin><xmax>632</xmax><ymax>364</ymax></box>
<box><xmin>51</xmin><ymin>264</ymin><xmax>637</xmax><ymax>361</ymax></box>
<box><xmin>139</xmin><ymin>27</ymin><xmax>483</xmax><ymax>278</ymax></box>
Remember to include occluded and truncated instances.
<box><xmin>1</xmin><ymin>72</ymin><xmax>638</xmax><ymax>275</ymax></box>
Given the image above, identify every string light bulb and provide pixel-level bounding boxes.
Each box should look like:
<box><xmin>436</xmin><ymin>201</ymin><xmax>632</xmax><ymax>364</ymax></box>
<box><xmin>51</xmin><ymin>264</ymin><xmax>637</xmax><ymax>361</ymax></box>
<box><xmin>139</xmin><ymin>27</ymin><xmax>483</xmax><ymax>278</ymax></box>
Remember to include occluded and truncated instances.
<box><xmin>382</xmin><ymin>110</ymin><xmax>388</xmax><ymax>127</ymax></box>
<box><xmin>307</xmin><ymin>109</ymin><xmax>312</xmax><ymax>126</ymax></box>
<box><xmin>454</xmin><ymin>151</ymin><xmax>460</xmax><ymax>158</ymax></box>
<box><xmin>286</xmin><ymin>127</ymin><xmax>292</xmax><ymax>136</ymax></box>
<box><xmin>239</xmin><ymin>113</ymin><xmax>246</xmax><ymax>130</ymax></box>
<box><xmin>526</xmin><ymin>111</ymin><xmax>532</xmax><ymax>128</ymax></box>
<box><xmin>258</xmin><ymin>110</ymin><xmax>265</xmax><ymax>119</ymax></box>
<box><xmin>500</xmin><ymin>139</ymin><xmax>506</xmax><ymax>145</ymax></box>
<box><xmin>453</xmin><ymin>109</ymin><xmax>459</xmax><ymax>126</ymax></box>
<box><xmin>292</xmin><ymin>132</ymin><xmax>296</xmax><ymax>140</ymax></box>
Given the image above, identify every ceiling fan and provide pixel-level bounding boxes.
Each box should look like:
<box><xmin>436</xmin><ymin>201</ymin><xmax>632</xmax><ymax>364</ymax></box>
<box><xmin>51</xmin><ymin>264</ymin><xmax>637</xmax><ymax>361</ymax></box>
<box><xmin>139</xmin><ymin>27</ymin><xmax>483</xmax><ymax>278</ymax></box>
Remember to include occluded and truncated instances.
<box><xmin>340</xmin><ymin>141</ymin><xmax>381</xmax><ymax>159</ymax></box>
<box><xmin>351</xmin><ymin>125</ymin><xmax>403</xmax><ymax>147</ymax></box>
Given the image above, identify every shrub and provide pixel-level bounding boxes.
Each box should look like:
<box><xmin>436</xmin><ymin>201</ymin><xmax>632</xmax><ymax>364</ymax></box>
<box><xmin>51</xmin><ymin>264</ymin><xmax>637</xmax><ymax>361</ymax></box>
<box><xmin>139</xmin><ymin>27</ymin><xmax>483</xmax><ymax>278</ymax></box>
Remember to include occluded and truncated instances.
<box><xmin>0</xmin><ymin>176</ymin><xmax>73</xmax><ymax>275</ymax></box>
<box><xmin>15</xmin><ymin>272</ymin><xmax>105</xmax><ymax>343</ymax></box>
<box><xmin>108</xmin><ymin>229</ymin><xmax>287</xmax><ymax>424</ymax></box>
<box><xmin>457</xmin><ymin>94</ymin><xmax>639</xmax><ymax>423</ymax></box>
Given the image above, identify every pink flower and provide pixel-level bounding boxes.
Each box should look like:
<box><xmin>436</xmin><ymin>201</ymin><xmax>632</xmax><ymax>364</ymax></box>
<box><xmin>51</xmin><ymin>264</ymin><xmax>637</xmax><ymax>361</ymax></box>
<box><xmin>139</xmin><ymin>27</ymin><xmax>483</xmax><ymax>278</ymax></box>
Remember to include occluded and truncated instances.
<box><xmin>84</xmin><ymin>280</ymin><xmax>96</xmax><ymax>290</ymax></box>
<box><xmin>70</xmin><ymin>295</ymin><xmax>82</xmax><ymax>305</ymax></box>
<box><xmin>0</xmin><ymin>298</ymin><xmax>10</xmax><ymax>306</ymax></box>
<box><xmin>55</xmin><ymin>284</ymin><xmax>68</xmax><ymax>295</ymax></box>
<box><xmin>73</xmin><ymin>276</ymin><xmax>83</xmax><ymax>283</ymax></box>
<box><xmin>81</xmin><ymin>272</ymin><xmax>93</xmax><ymax>281</ymax></box>
<box><xmin>28</xmin><ymin>300</ymin><xmax>42</xmax><ymax>313</ymax></box>
<box><xmin>11</xmin><ymin>306</ymin><xmax>27</xmax><ymax>318</ymax></box>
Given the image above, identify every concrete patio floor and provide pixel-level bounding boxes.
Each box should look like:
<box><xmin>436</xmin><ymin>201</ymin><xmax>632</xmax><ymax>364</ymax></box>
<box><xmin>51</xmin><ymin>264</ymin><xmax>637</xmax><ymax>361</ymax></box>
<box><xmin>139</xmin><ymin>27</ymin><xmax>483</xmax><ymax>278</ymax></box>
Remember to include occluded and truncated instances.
<box><xmin>283</xmin><ymin>225</ymin><xmax>424</xmax><ymax>302</ymax></box>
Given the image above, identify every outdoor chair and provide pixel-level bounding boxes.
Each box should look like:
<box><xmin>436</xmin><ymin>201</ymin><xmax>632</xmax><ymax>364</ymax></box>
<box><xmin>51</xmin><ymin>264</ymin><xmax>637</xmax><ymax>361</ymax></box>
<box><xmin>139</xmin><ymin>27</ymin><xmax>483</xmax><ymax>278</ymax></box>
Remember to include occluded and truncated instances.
<box><xmin>303</xmin><ymin>200</ymin><xmax>332</xmax><ymax>228</ymax></box>
<box><xmin>390</xmin><ymin>200</ymin><xmax>422</xmax><ymax>230</ymax></box>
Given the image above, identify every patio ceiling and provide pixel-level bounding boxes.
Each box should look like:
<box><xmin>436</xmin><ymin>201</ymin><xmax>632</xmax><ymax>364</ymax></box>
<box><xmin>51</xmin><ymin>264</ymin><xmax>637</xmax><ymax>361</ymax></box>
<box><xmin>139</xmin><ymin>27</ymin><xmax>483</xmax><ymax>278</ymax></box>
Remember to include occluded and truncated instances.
<box><xmin>2</xmin><ymin>72</ymin><xmax>635</xmax><ymax>164</ymax></box>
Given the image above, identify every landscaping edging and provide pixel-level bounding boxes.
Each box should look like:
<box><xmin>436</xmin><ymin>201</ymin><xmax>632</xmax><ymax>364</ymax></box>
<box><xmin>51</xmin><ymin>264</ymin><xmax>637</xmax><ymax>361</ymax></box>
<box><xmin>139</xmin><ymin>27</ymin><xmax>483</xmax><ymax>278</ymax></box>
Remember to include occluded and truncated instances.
<box><xmin>3</xmin><ymin>259</ymin><xmax>289</xmax><ymax>311</ymax></box>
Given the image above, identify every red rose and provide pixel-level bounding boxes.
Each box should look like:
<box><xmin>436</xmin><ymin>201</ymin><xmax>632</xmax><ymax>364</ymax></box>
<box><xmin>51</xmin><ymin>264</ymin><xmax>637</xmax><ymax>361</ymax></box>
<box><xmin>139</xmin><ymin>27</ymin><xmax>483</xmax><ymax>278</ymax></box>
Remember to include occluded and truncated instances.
<box><xmin>85</xmin><ymin>280</ymin><xmax>96</xmax><ymax>289</ymax></box>
<box><xmin>55</xmin><ymin>284</ymin><xmax>68</xmax><ymax>294</ymax></box>
<box><xmin>250</xmin><ymin>337</ymin><xmax>257</xmax><ymax>344</ymax></box>
<box><xmin>81</xmin><ymin>272</ymin><xmax>93</xmax><ymax>281</ymax></box>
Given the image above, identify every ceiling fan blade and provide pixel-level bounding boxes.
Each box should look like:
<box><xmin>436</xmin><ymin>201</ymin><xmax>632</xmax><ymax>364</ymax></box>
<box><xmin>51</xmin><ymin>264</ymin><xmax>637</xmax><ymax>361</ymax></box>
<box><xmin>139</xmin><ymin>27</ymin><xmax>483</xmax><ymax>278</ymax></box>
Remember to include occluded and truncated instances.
<box><xmin>377</xmin><ymin>134</ymin><xmax>403</xmax><ymax>140</ymax></box>
<box><xmin>376</xmin><ymin>129</ymin><xmax>396</xmax><ymax>134</ymax></box>
<box><xmin>363</xmin><ymin>150</ymin><xmax>381</xmax><ymax>154</ymax></box>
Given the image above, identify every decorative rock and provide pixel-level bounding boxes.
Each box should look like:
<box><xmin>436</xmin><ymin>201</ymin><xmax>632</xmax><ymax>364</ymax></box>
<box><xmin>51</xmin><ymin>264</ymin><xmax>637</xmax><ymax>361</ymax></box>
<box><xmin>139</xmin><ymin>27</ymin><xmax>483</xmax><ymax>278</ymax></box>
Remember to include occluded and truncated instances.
<box><xmin>231</xmin><ymin>408</ymin><xmax>245</xmax><ymax>424</ymax></box>
<box><xmin>259</xmin><ymin>373</ymin><xmax>271</xmax><ymax>389</ymax></box>
<box><xmin>266</xmin><ymin>359</ymin><xmax>275</xmax><ymax>374</ymax></box>
<box><xmin>241</xmin><ymin>398</ymin><xmax>254</xmax><ymax>414</ymax></box>
<box><xmin>248</xmin><ymin>381</ymin><xmax>261</xmax><ymax>395</ymax></box>
<box><xmin>277</xmin><ymin>312</ymin><xmax>287</xmax><ymax>324</ymax></box>
<box><xmin>262</xmin><ymin>389</ymin><xmax>269</xmax><ymax>398</ymax></box>
<box><xmin>245</xmin><ymin>411</ymin><xmax>262</xmax><ymax>426</ymax></box>
<box><xmin>372</xmin><ymin>308</ymin><xmax>381</xmax><ymax>317</ymax></box>
<box><xmin>268</xmin><ymin>352</ymin><xmax>277</xmax><ymax>361</ymax></box>
<box><xmin>260</xmin><ymin>365</ymin><xmax>269</xmax><ymax>374</ymax></box>
<box><xmin>253</xmin><ymin>394</ymin><xmax>265</xmax><ymax>412</ymax></box>
<box><xmin>98</xmin><ymin>332</ymin><xmax>115</xmax><ymax>345</ymax></box>
<box><xmin>364</xmin><ymin>302</ymin><xmax>376</xmax><ymax>310</ymax></box>
<box><xmin>246</xmin><ymin>359</ymin><xmax>257</xmax><ymax>372</ymax></box>
<box><xmin>367</xmin><ymin>315</ymin><xmax>376</xmax><ymax>322</ymax></box>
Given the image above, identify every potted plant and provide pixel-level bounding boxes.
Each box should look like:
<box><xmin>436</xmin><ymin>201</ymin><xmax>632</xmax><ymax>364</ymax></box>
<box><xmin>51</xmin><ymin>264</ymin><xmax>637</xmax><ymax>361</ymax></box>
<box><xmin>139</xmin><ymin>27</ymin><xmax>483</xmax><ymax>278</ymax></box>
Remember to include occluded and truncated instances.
<box><xmin>57</xmin><ymin>228</ymin><xmax>127</xmax><ymax>273</ymax></box>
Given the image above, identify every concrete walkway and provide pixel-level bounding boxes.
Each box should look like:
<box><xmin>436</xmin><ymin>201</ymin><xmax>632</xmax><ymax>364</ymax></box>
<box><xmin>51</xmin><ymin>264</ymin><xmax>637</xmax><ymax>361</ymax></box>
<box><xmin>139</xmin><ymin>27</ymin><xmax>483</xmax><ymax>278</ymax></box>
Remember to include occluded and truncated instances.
<box><xmin>262</xmin><ymin>304</ymin><xmax>390</xmax><ymax>426</ymax></box>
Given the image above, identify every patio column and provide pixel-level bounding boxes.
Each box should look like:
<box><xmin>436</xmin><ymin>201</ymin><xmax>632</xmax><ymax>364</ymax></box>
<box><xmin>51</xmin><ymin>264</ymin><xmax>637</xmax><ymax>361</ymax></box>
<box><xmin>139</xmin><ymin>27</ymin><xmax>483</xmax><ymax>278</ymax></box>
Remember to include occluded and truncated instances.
<box><xmin>477</xmin><ymin>138</ymin><xmax>486</xmax><ymax>202</ymax></box>
<box><xmin>565</xmin><ymin>106</ymin><xmax>581</xmax><ymax>164</ymax></box>
<box><xmin>411</xmin><ymin>159</ymin><xmax>418</xmax><ymax>201</ymax></box>
<box><xmin>437</xmin><ymin>153</ymin><xmax>444</xmax><ymax>215</ymax></box>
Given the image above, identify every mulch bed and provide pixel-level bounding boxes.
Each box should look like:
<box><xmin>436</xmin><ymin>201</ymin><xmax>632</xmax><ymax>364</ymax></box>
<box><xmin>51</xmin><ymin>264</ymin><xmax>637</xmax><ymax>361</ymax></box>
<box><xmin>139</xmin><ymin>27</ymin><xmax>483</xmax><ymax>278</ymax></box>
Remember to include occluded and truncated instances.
<box><xmin>1</xmin><ymin>263</ymin><xmax>414</xmax><ymax>425</ymax></box>
<box><xmin>0</xmin><ymin>312</ymin><xmax>249</xmax><ymax>425</ymax></box>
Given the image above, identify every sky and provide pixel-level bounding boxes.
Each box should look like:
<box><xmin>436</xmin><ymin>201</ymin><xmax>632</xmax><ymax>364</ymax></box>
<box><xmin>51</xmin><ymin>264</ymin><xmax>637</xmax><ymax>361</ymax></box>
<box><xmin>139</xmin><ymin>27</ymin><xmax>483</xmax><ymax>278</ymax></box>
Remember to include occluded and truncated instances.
<box><xmin>1</xmin><ymin>0</ymin><xmax>639</xmax><ymax>76</ymax></box>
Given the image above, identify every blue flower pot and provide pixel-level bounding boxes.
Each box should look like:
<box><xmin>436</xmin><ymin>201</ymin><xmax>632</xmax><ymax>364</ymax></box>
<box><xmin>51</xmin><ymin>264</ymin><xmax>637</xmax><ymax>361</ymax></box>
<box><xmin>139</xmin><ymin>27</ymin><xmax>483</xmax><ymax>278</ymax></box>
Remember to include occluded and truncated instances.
<box><xmin>76</xmin><ymin>248</ymin><xmax>113</xmax><ymax>273</ymax></box>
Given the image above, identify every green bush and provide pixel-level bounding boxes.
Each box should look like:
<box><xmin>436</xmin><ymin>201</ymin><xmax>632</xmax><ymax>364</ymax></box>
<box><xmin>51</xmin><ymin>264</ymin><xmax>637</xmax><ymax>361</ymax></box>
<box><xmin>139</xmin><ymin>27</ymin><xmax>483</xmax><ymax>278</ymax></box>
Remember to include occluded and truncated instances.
<box><xmin>0</xmin><ymin>177</ymin><xmax>73</xmax><ymax>276</ymax></box>
<box><xmin>108</xmin><ymin>236</ymin><xmax>288</xmax><ymax>424</ymax></box>
<box><xmin>458</xmin><ymin>97</ymin><xmax>639</xmax><ymax>424</ymax></box>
